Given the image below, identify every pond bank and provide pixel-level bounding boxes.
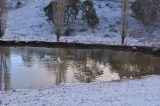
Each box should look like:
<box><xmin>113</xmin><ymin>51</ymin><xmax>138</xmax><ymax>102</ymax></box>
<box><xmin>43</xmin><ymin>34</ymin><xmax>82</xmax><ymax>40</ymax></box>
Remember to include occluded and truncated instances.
<box><xmin>0</xmin><ymin>40</ymin><xmax>160</xmax><ymax>55</ymax></box>
<box><xmin>0</xmin><ymin>75</ymin><xmax>160</xmax><ymax>106</ymax></box>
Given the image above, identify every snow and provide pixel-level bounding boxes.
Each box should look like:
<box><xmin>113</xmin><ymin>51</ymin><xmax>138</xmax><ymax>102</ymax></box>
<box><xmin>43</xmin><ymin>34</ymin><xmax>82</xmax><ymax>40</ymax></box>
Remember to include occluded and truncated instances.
<box><xmin>0</xmin><ymin>0</ymin><xmax>159</xmax><ymax>47</ymax></box>
<box><xmin>1</xmin><ymin>75</ymin><xmax>160</xmax><ymax>106</ymax></box>
<box><xmin>0</xmin><ymin>1</ymin><xmax>160</xmax><ymax>105</ymax></box>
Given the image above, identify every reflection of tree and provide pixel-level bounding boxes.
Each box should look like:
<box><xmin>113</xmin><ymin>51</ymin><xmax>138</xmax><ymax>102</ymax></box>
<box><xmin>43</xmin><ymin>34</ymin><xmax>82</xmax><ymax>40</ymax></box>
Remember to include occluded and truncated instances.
<box><xmin>43</xmin><ymin>49</ymin><xmax>105</xmax><ymax>83</ymax></box>
<box><xmin>108</xmin><ymin>51</ymin><xmax>160</xmax><ymax>78</ymax></box>
<box><xmin>42</xmin><ymin>48</ymin><xmax>102</xmax><ymax>84</ymax></box>
<box><xmin>0</xmin><ymin>47</ymin><xmax>10</xmax><ymax>91</ymax></box>
<box><xmin>74</xmin><ymin>59</ymin><xmax>103</xmax><ymax>83</ymax></box>
<box><xmin>66</xmin><ymin>49</ymin><xmax>105</xmax><ymax>83</ymax></box>
<box><xmin>56</xmin><ymin>49</ymin><xmax>118</xmax><ymax>83</ymax></box>
<box><xmin>43</xmin><ymin>48</ymin><xmax>67</xmax><ymax>85</ymax></box>
<box><xmin>55</xmin><ymin>63</ymin><xmax>66</xmax><ymax>85</ymax></box>
<box><xmin>14</xmin><ymin>47</ymin><xmax>68</xmax><ymax>85</ymax></box>
<box><xmin>10</xmin><ymin>47</ymin><xmax>160</xmax><ymax>87</ymax></box>
<box><xmin>16</xmin><ymin>47</ymin><xmax>53</xmax><ymax>67</ymax></box>
<box><xmin>19</xmin><ymin>48</ymin><xmax>36</xmax><ymax>67</ymax></box>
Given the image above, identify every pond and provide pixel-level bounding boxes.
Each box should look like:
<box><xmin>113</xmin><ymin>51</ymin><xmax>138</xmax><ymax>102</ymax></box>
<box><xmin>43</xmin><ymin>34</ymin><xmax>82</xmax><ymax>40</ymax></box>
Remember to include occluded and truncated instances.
<box><xmin>0</xmin><ymin>47</ymin><xmax>160</xmax><ymax>90</ymax></box>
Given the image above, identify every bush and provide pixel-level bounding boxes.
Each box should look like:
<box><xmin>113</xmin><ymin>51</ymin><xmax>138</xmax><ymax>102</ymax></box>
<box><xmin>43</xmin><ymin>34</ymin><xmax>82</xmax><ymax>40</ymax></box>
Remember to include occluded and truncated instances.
<box><xmin>81</xmin><ymin>0</ymin><xmax>99</xmax><ymax>32</ymax></box>
<box><xmin>131</xmin><ymin>0</ymin><xmax>159</xmax><ymax>26</ymax></box>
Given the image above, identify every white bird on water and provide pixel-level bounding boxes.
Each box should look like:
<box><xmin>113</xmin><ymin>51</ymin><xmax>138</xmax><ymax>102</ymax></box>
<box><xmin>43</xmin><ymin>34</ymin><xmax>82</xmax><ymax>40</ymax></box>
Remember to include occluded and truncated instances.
<box><xmin>44</xmin><ymin>54</ymin><xmax>62</xmax><ymax>64</ymax></box>
<box><xmin>52</xmin><ymin>57</ymin><xmax>62</xmax><ymax>64</ymax></box>
<box><xmin>57</xmin><ymin>57</ymin><xmax>62</xmax><ymax>63</ymax></box>
<box><xmin>44</xmin><ymin>54</ymin><xmax>51</xmax><ymax>59</ymax></box>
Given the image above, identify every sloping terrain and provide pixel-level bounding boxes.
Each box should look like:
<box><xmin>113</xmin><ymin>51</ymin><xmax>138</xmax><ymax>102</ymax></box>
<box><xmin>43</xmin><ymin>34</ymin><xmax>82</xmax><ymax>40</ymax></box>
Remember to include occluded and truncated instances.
<box><xmin>1</xmin><ymin>0</ymin><xmax>160</xmax><ymax>46</ymax></box>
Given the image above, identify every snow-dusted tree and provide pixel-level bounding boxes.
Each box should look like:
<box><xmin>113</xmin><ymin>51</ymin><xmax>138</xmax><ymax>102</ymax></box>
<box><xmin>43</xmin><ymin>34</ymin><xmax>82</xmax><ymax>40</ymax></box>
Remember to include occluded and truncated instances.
<box><xmin>65</xmin><ymin>0</ymin><xmax>81</xmax><ymax>36</ymax></box>
<box><xmin>131</xmin><ymin>0</ymin><xmax>160</xmax><ymax>26</ymax></box>
<box><xmin>0</xmin><ymin>0</ymin><xmax>7</xmax><ymax>37</ymax></box>
<box><xmin>121</xmin><ymin>0</ymin><xmax>129</xmax><ymax>45</ymax></box>
<box><xmin>82</xmin><ymin>0</ymin><xmax>99</xmax><ymax>32</ymax></box>
<box><xmin>67</xmin><ymin>0</ymin><xmax>80</xmax><ymax>20</ymax></box>
<box><xmin>44</xmin><ymin>2</ymin><xmax>54</xmax><ymax>23</ymax></box>
<box><xmin>52</xmin><ymin>0</ymin><xmax>67</xmax><ymax>41</ymax></box>
<box><xmin>44</xmin><ymin>0</ymin><xmax>99</xmax><ymax>38</ymax></box>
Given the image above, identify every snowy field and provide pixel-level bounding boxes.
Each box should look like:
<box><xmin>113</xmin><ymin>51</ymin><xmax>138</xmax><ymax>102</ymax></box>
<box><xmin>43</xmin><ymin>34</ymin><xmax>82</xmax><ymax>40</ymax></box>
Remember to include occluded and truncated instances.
<box><xmin>0</xmin><ymin>0</ymin><xmax>160</xmax><ymax>47</ymax></box>
<box><xmin>0</xmin><ymin>0</ymin><xmax>160</xmax><ymax>105</ymax></box>
<box><xmin>1</xmin><ymin>75</ymin><xmax>160</xmax><ymax>106</ymax></box>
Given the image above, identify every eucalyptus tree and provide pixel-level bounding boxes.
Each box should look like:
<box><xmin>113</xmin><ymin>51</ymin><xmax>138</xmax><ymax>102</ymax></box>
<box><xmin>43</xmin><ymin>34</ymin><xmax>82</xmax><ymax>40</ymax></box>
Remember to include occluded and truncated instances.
<box><xmin>82</xmin><ymin>0</ymin><xmax>99</xmax><ymax>32</ymax></box>
<box><xmin>121</xmin><ymin>0</ymin><xmax>129</xmax><ymax>45</ymax></box>
<box><xmin>52</xmin><ymin>0</ymin><xmax>67</xmax><ymax>41</ymax></box>
<box><xmin>44</xmin><ymin>0</ymin><xmax>99</xmax><ymax>40</ymax></box>
<box><xmin>0</xmin><ymin>0</ymin><xmax>7</xmax><ymax>37</ymax></box>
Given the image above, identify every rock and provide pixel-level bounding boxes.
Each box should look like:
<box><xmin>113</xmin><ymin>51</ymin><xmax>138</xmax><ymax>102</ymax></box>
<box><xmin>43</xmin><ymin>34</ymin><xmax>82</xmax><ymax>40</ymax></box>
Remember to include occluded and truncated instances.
<box><xmin>79</xmin><ymin>28</ymin><xmax>88</xmax><ymax>32</ymax></box>
<box><xmin>16</xmin><ymin>1</ymin><xmax>22</xmax><ymax>8</ymax></box>
<box><xmin>131</xmin><ymin>47</ymin><xmax>137</xmax><ymax>52</ymax></box>
<box><xmin>109</xmin><ymin>28</ymin><xmax>117</xmax><ymax>33</ymax></box>
<box><xmin>152</xmin><ymin>47</ymin><xmax>160</xmax><ymax>54</ymax></box>
<box><xmin>109</xmin><ymin>24</ymin><xmax>117</xmax><ymax>32</ymax></box>
<box><xmin>13</xmin><ymin>89</ymin><xmax>16</xmax><ymax>92</ymax></box>
<box><xmin>98</xmin><ymin>4</ymin><xmax>102</xmax><ymax>8</ymax></box>
<box><xmin>64</xmin><ymin>28</ymin><xmax>74</xmax><ymax>36</ymax></box>
<box><xmin>103</xmin><ymin>34</ymin><xmax>110</xmax><ymax>37</ymax></box>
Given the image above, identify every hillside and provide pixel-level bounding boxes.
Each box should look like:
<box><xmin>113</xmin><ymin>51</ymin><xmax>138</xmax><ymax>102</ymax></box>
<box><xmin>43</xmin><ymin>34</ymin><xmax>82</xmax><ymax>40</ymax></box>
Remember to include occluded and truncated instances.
<box><xmin>1</xmin><ymin>0</ymin><xmax>160</xmax><ymax>46</ymax></box>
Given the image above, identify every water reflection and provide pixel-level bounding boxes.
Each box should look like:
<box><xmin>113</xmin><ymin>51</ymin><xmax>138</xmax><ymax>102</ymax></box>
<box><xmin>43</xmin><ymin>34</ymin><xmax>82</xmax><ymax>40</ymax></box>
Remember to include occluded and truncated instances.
<box><xmin>0</xmin><ymin>47</ymin><xmax>10</xmax><ymax>91</ymax></box>
<box><xmin>108</xmin><ymin>51</ymin><xmax>160</xmax><ymax>78</ymax></box>
<box><xmin>0</xmin><ymin>47</ymin><xmax>160</xmax><ymax>90</ymax></box>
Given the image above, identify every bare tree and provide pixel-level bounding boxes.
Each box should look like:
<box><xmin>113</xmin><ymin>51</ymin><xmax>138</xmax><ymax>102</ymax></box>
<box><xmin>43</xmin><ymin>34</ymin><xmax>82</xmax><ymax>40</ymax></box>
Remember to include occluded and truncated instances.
<box><xmin>0</xmin><ymin>0</ymin><xmax>7</xmax><ymax>37</ymax></box>
<box><xmin>52</xmin><ymin>0</ymin><xmax>67</xmax><ymax>41</ymax></box>
<box><xmin>121</xmin><ymin>0</ymin><xmax>129</xmax><ymax>45</ymax></box>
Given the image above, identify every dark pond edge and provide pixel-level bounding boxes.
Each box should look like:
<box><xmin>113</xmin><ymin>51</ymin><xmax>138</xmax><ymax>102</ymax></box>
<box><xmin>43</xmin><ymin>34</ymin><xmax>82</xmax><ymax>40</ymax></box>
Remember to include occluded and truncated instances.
<box><xmin>0</xmin><ymin>40</ymin><xmax>160</xmax><ymax>55</ymax></box>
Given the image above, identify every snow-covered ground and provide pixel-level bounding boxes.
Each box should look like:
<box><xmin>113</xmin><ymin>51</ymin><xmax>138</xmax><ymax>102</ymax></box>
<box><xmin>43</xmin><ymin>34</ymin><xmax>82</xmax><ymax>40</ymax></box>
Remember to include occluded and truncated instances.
<box><xmin>1</xmin><ymin>75</ymin><xmax>160</xmax><ymax>106</ymax></box>
<box><xmin>1</xmin><ymin>1</ymin><xmax>160</xmax><ymax>105</ymax></box>
<box><xmin>0</xmin><ymin>0</ymin><xmax>160</xmax><ymax>47</ymax></box>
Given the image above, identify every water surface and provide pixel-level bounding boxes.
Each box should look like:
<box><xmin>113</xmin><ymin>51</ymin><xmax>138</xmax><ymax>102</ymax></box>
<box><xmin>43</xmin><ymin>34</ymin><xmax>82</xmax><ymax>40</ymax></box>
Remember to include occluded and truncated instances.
<box><xmin>0</xmin><ymin>47</ymin><xmax>160</xmax><ymax>90</ymax></box>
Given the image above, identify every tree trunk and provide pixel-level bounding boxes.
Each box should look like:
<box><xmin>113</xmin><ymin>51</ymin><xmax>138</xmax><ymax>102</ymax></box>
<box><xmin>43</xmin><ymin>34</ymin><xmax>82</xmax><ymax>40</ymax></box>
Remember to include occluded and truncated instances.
<box><xmin>57</xmin><ymin>35</ymin><xmax>60</xmax><ymax>42</ymax></box>
<box><xmin>56</xmin><ymin>29</ymin><xmax>60</xmax><ymax>42</ymax></box>
<box><xmin>121</xmin><ymin>0</ymin><xmax>129</xmax><ymax>45</ymax></box>
<box><xmin>121</xmin><ymin>36</ymin><xmax>125</xmax><ymax>45</ymax></box>
<box><xmin>0</xmin><ymin>0</ymin><xmax>7</xmax><ymax>37</ymax></box>
<box><xmin>53</xmin><ymin>0</ymin><xmax>67</xmax><ymax>41</ymax></box>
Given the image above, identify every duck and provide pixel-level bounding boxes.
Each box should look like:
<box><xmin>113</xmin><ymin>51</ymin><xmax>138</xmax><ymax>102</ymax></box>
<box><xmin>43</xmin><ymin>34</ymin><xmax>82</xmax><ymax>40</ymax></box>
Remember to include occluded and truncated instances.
<box><xmin>44</xmin><ymin>54</ymin><xmax>51</xmax><ymax>59</ymax></box>
<box><xmin>56</xmin><ymin>57</ymin><xmax>62</xmax><ymax>64</ymax></box>
<box><xmin>44</xmin><ymin>55</ymin><xmax>62</xmax><ymax>64</ymax></box>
